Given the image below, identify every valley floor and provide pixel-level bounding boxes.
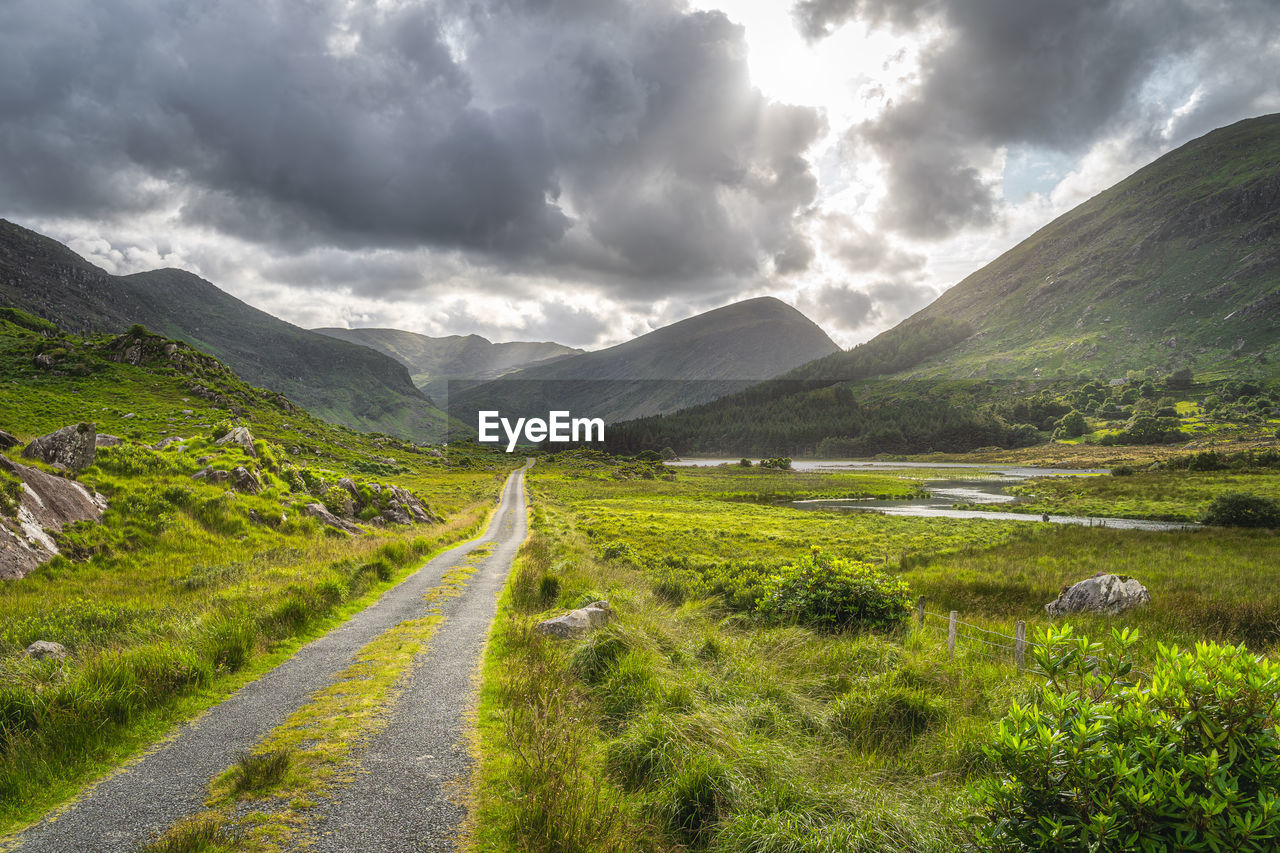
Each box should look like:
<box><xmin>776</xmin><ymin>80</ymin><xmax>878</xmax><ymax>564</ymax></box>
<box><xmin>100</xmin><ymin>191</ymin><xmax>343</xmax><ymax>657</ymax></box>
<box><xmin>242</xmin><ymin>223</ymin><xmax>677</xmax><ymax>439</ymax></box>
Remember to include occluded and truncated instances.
<box><xmin>468</xmin><ymin>450</ymin><xmax>1280</xmax><ymax>852</ymax></box>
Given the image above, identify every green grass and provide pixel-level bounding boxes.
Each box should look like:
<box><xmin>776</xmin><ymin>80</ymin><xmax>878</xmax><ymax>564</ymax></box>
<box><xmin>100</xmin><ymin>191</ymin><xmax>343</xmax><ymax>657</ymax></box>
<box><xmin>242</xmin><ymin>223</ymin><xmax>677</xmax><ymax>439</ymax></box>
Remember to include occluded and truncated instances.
<box><xmin>996</xmin><ymin>469</ymin><xmax>1280</xmax><ymax>521</ymax></box>
<box><xmin>472</xmin><ymin>454</ymin><xmax>1280</xmax><ymax>852</ymax></box>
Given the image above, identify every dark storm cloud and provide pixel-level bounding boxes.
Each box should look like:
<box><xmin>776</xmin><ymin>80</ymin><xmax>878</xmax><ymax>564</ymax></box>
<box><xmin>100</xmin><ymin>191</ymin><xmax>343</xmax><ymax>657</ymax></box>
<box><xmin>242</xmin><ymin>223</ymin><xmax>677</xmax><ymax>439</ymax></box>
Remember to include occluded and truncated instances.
<box><xmin>0</xmin><ymin>0</ymin><xmax>822</xmax><ymax>294</ymax></box>
<box><xmin>802</xmin><ymin>0</ymin><xmax>1280</xmax><ymax>240</ymax></box>
<box><xmin>463</xmin><ymin>1</ymin><xmax>825</xmax><ymax>285</ymax></box>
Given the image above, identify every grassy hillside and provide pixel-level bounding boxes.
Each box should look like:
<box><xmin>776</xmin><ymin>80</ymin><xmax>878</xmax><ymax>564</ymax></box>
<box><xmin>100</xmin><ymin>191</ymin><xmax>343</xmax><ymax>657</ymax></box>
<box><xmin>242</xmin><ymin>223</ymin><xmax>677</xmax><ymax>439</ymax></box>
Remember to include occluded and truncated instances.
<box><xmin>452</xmin><ymin>297</ymin><xmax>840</xmax><ymax>427</ymax></box>
<box><xmin>312</xmin><ymin>326</ymin><xmax>580</xmax><ymax>402</ymax></box>
<box><xmin>0</xmin><ymin>308</ymin><xmax>514</xmax><ymax>829</ymax></box>
<box><xmin>906</xmin><ymin>112</ymin><xmax>1280</xmax><ymax>379</ymax></box>
<box><xmin>0</xmin><ymin>220</ymin><xmax>454</xmax><ymax>442</ymax></box>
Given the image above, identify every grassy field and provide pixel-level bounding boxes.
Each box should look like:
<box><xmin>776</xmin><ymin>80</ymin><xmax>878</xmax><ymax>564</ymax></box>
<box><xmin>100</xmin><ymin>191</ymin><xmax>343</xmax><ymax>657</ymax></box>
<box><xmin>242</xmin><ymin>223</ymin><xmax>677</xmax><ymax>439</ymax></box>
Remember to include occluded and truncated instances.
<box><xmin>470</xmin><ymin>452</ymin><xmax>1280</xmax><ymax>852</ymax></box>
<box><xmin>998</xmin><ymin>468</ymin><xmax>1280</xmax><ymax>521</ymax></box>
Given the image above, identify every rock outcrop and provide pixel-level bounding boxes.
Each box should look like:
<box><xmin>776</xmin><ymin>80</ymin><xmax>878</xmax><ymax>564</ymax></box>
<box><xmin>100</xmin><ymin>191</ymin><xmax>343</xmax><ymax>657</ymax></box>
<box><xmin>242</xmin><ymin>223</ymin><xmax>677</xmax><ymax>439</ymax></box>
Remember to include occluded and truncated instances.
<box><xmin>215</xmin><ymin>426</ymin><xmax>257</xmax><ymax>458</ymax></box>
<box><xmin>22</xmin><ymin>423</ymin><xmax>97</xmax><ymax>471</ymax></box>
<box><xmin>302</xmin><ymin>503</ymin><xmax>364</xmax><ymax>535</ymax></box>
<box><xmin>95</xmin><ymin>434</ymin><xmax>122</xmax><ymax>448</ymax></box>
<box><xmin>231</xmin><ymin>466</ymin><xmax>262</xmax><ymax>494</ymax></box>
<box><xmin>1045</xmin><ymin>573</ymin><xmax>1151</xmax><ymax>617</ymax></box>
<box><xmin>0</xmin><ymin>430</ymin><xmax>20</xmax><ymax>450</ymax></box>
<box><xmin>535</xmin><ymin>601</ymin><xmax>614</xmax><ymax>638</ymax></box>
<box><xmin>0</xmin><ymin>456</ymin><xmax>108</xmax><ymax>580</ymax></box>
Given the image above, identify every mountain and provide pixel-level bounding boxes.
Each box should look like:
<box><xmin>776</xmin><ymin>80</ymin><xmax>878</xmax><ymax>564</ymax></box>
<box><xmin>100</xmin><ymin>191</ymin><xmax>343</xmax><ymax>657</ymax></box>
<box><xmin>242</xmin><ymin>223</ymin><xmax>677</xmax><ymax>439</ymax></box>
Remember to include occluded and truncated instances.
<box><xmin>807</xmin><ymin>113</ymin><xmax>1280</xmax><ymax>384</ymax></box>
<box><xmin>605</xmin><ymin>114</ymin><xmax>1280</xmax><ymax>456</ymax></box>
<box><xmin>0</xmin><ymin>220</ymin><xmax>451</xmax><ymax>442</ymax></box>
<box><xmin>312</xmin><ymin>327</ymin><xmax>581</xmax><ymax>401</ymax></box>
<box><xmin>450</xmin><ymin>296</ymin><xmax>840</xmax><ymax>425</ymax></box>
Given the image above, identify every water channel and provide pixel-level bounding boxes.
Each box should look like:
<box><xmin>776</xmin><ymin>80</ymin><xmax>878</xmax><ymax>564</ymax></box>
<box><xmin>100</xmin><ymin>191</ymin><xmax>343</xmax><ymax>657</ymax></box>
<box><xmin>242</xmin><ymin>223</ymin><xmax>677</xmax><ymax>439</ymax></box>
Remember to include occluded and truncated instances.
<box><xmin>669</xmin><ymin>458</ymin><xmax>1196</xmax><ymax>532</ymax></box>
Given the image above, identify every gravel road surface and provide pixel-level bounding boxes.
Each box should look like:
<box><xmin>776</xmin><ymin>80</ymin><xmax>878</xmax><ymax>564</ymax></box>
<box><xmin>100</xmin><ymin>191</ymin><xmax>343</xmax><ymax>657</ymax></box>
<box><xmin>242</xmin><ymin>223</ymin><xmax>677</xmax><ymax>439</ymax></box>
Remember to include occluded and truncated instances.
<box><xmin>6</xmin><ymin>463</ymin><xmax>529</xmax><ymax>853</ymax></box>
<box><xmin>312</xmin><ymin>459</ymin><xmax>529</xmax><ymax>851</ymax></box>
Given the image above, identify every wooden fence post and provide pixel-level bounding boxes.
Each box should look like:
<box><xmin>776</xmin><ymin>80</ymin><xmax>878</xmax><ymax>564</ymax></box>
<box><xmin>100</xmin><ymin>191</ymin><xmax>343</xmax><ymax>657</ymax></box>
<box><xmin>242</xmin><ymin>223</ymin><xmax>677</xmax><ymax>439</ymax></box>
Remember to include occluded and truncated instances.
<box><xmin>916</xmin><ymin>596</ymin><xmax>925</xmax><ymax>630</ymax></box>
<box><xmin>947</xmin><ymin>611</ymin><xmax>958</xmax><ymax>659</ymax></box>
<box><xmin>1015</xmin><ymin>621</ymin><xmax>1026</xmax><ymax>672</ymax></box>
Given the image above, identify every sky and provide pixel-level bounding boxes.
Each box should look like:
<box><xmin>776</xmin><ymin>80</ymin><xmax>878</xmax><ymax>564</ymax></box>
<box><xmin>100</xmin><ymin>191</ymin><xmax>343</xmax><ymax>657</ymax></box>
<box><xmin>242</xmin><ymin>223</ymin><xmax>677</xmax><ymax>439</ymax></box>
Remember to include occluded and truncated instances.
<box><xmin>2</xmin><ymin>0</ymin><xmax>1279</xmax><ymax>349</ymax></box>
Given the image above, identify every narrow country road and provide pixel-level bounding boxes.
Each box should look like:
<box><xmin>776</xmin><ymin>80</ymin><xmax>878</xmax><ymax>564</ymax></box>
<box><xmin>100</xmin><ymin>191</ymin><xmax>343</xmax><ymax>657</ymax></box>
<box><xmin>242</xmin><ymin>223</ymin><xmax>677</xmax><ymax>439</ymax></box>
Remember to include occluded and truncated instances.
<box><xmin>311</xmin><ymin>460</ymin><xmax>529</xmax><ymax>851</ymax></box>
<box><xmin>6</xmin><ymin>462</ymin><xmax>530</xmax><ymax>853</ymax></box>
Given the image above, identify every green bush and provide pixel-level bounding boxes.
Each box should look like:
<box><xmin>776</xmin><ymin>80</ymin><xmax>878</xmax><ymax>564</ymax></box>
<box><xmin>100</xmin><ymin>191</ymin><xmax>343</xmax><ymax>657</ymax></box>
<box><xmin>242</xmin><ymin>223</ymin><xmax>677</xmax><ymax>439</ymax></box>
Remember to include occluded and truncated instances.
<box><xmin>1110</xmin><ymin>464</ymin><xmax>1134</xmax><ymax>476</ymax></box>
<box><xmin>1201</xmin><ymin>492</ymin><xmax>1280</xmax><ymax>528</ymax></box>
<box><xmin>975</xmin><ymin>625</ymin><xmax>1280</xmax><ymax>851</ymax></box>
<box><xmin>756</xmin><ymin>548</ymin><xmax>911</xmax><ymax>632</ymax></box>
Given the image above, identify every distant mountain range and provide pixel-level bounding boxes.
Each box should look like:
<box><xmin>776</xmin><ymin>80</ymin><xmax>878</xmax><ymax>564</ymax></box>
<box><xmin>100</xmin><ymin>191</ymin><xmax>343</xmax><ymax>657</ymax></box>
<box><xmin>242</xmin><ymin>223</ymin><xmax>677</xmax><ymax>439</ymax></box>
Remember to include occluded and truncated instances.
<box><xmin>607</xmin><ymin>113</ymin><xmax>1280</xmax><ymax>455</ymax></box>
<box><xmin>450</xmin><ymin>296</ymin><xmax>840</xmax><ymax>425</ymax></box>
<box><xmin>0</xmin><ymin>221</ymin><xmax>451</xmax><ymax>441</ymax></box>
<box><xmin>312</xmin><ymin>327</ymin><xmax>581</xmax><ymax>403</ymax></box>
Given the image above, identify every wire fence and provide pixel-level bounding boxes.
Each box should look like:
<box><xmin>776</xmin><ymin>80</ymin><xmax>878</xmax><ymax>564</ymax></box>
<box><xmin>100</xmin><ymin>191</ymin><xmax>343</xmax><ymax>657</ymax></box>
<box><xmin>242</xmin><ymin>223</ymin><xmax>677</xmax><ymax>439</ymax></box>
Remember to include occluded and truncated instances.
<box><xmin>913</xmin><ymin>597</ymin><xmax>1151</xmax><ymax>680</ymax></box>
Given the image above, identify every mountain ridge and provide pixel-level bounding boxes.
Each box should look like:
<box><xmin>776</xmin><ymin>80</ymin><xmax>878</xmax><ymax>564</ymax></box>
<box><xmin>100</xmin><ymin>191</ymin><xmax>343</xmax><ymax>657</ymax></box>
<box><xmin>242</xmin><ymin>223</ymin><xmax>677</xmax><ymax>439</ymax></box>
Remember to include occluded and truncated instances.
<box><xmin>605</xmin><ymin>114</ymin><xmax>1280</xmax><ymax>455</ymax></box>
<box><xmin>0</xmin><ymin>220</ymin><xmax>452</xmax><ymax>441</ymax></box>
<box><xmin>312</xmin><ymin>326</ymin><xmax>581</xmax><ymax>401</ymax></box>
<box><xmin>451</xmin><ymin>296</ymin><xmax>841</xmax><ymax>425</ymax></box>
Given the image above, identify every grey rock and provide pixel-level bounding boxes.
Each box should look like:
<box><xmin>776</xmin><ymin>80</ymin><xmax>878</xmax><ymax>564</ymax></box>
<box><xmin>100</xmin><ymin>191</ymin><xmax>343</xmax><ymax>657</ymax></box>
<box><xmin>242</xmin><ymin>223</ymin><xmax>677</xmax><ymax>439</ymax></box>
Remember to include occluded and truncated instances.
<box><xmin>215</xmin><ymin>426</ymin><xmax>257</xmax><ymax>457</ymax></box>
<box><xmin>25</xmin><ymin>640</ymin><xmax>69</xmax><ymax>661</ymax></box>
<box><xmin>0</xmin><ymin>456</ymin><xmax>108</xmax><ymax>580</ymax></box>
<box><xmin>0</xmin><ymin>430</ymin><xmax>19</xmax><ymax>450</ymax></box>
<box><xmin>122</xmin><ymin>413</ymin><xmax>136</xmax><ymax>420</ymax></box>
<box><xmin>34</xmin><ymin>353</ymin><xmax>55</xmax><ymax>369</ymax></box>
<box><xmin>22</xmin><ymin>423</ymin><xmax>97</xmax><ymax>471</ymax></box>
<box><xmin>302</xmin><ymin>503</ymin><xmax>364</xmax><ymax>535</ymax></box>
<box><xmin>336</xmin><ymin>477</ymin><xmax>362</xmax><ymax>503</ymax></box>
<box><xmin>95</xmin><ymin>434</ymin><xmax>123</xmax><ymax>448</ymax></box>
<box><xmin>1046</xmin><ymin>573</ymin><xmax>1151</xmax><ymax>617</ymax></box>
<box><xmin>153</xmin><ymin>436</ymin><xmax>183</xmax><ymax>451</ymax></box>
<box><xmin>231</xmin><ymin>467</ymin><xmax>261</xmax><ymax>495</ymax></box>
<box><xmin>535</xmin><ymin>601</ymin><xmax>613</xmax><ymax>638</ymax></box>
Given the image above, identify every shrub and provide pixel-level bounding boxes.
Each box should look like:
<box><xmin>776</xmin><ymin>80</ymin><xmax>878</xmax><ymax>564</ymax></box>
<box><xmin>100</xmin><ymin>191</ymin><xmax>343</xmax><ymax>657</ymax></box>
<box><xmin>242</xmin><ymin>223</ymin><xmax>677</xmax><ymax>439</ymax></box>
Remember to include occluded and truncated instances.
<box><xmin>756</xmin><ymin>548</ymin><xmax>911</xmax><ymax>632</ymax></box>
<box><xmin>1110</xmin><ymin>464</ymin><xmax>1134</xmax><ymax>476</ymax></box>
<box><xmin>739</xmin><ymin>458</ymin><xmax>752</xmax><ymax>467</ymax></box>
<box><xmin>1054</xmin><ymin>410</ymin><xmax>1087</xmax><ymax>438</ymax></box>
<box><xmin>975</xmin><ymin>625</ymin><xmax>1280</xmax><ymax>851</ymax></box>
<box><xmin>1201</xmin><ymin>492</ymin><xmax>1280</xmax><ymax>528</ymax></box>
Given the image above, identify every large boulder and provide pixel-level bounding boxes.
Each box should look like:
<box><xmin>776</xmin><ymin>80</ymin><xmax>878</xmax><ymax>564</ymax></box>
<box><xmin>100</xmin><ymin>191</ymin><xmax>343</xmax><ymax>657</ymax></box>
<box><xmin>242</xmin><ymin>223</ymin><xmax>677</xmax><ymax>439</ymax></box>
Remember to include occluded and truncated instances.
<box><xmin>0</xmin><ymin>456</ymin><xmax>108</xmax><ymax>580</ymax></box>
<box><xmin>0</xmin><ymin>430</ymin><xmax>20</xmax><ymax>450</ymax></box>
<box><xmin>95</xmin><ymin>434</ymin><xmax>122</xmax><ymax>448</ymax></box>
<box><xmin>535</xmin><ymin>601</ymin><xmax>614</xmax><ymax>638</ymax></box>
<box><xmin>215</xmin><ymin>426</ymin><xmax>257</xmax><ymax>458</ymax></box>
<box><xmin>1046</xmin><ymin>573</ymin><xmax>1151</xmax><ymax>617</ymax></box>
<box><xmin>22</xmin><ymin>423</ymin><xmax>97</xmax><ymax>471</ymax></box>
<box><xmin>302</xmin><ymin>503</ymin><xmax>364</xmax><ymax>535</ymax></box>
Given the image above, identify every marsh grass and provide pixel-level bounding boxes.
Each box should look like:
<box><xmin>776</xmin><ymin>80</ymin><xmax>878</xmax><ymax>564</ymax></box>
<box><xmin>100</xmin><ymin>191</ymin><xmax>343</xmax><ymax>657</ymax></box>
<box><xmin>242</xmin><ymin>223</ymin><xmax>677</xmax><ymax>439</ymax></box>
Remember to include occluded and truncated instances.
<box><xmin>137</xmin><ymin>815</ymin><xmax>239</xmax><ymax>853</ymax></box>
<box><xmin>228</xmin><ymin>749</ymin><xmax>293</xmax><ymax>795</ymax></box>
<box><xmin>473</xmin><ymin>492</ymin><xmax>1008</xmax><ymax>851</ymax></box>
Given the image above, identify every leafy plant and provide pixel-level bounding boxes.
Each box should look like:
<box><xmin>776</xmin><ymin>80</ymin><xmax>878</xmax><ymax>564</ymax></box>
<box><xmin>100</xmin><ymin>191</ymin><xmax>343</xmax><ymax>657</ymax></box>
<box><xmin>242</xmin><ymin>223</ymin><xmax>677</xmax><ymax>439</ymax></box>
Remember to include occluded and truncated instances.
<box><xmin>756</xmin><ymin>547</ymin><xmax>911</xmax><ymax>631</ymax></box>
<box><xmin>1201</xmin><ymin>492</ymin><xmax>1280</xmax><ymax>528</ymax></box>
<box><xmin>975</xmin><ymin>625</ymin><xmax>1280</xmax><ymax>851</ymax></box>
